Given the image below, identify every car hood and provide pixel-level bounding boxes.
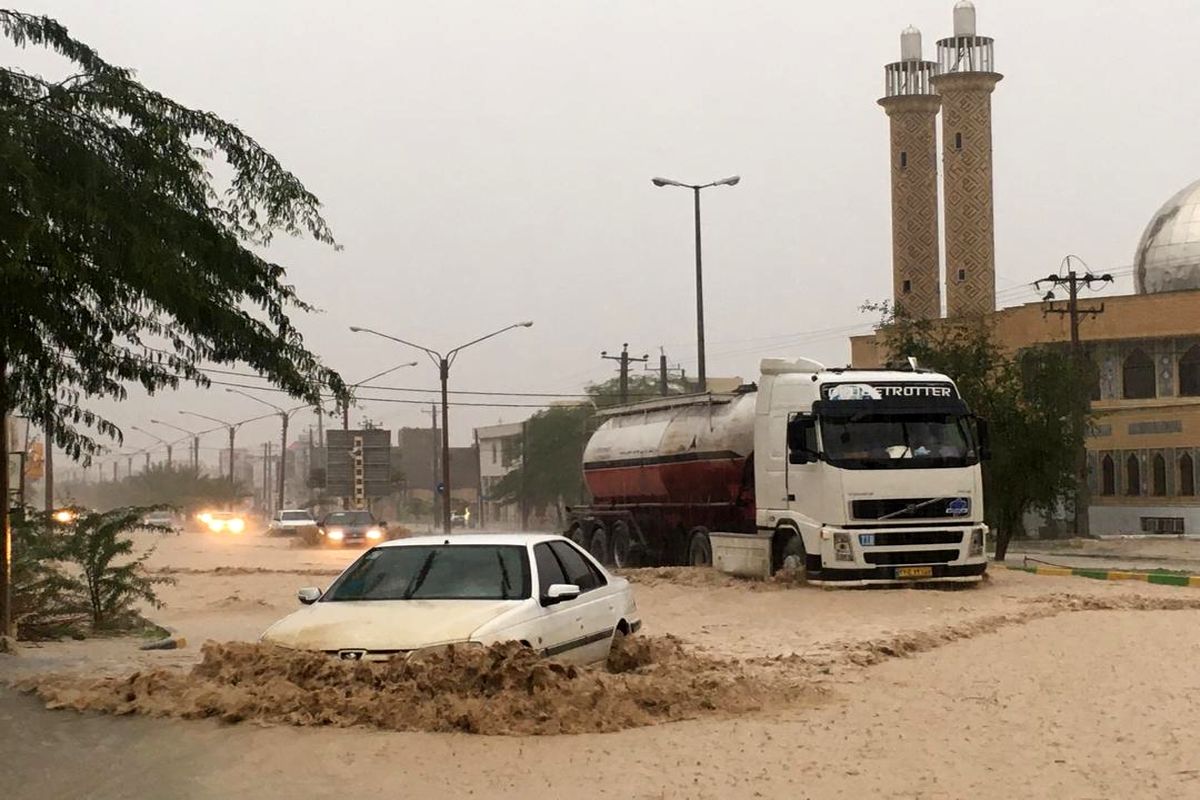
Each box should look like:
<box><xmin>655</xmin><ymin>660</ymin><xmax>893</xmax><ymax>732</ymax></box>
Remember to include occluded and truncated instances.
<box><xmin>261</xmin><ymin>599</ymin><xmax>521</xmax><ymax>651</ymax></box>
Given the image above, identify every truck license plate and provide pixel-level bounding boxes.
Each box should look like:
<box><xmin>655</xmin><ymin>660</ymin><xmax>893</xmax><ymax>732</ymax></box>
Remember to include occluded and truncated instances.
<box><xmin>896</xmin><ymin>566</ymin><xmax>933</xmax><ymax>579</ymax></box>
<box><xmin>859</xmin><ymin>534</ymin><xmax>875</xmax><ymax>547</ymax></box>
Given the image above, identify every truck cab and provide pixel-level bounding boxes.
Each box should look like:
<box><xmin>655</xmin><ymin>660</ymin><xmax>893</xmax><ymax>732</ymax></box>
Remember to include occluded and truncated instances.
<box><xmin>753</xmin><ymin>358</ymin><xmax>988</xmax><ymax>585</ymax></box>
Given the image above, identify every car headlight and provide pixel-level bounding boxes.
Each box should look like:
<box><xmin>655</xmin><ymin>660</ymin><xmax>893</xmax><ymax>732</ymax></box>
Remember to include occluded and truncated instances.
<box><xmin>228</xmin><ymin>518</ymin><xmax>245</xmax><ymax>533</ymax></box>
<box><xmin>198</xmin><ymin>512</ymin><xmax>213</xmax><ymax>524</ymax></box>
<box><xmin>366</xmin><ymin>528</ymin><xmax>383</xmax><ymax>540</ymax></box>
<box><xmin>327</xmin><ymin>528</ymin><xmax>344</xmax><ymax>541</ymax></box>
<box><xmin>969</xmin><ymin>527</ymin><xmax>985</xmax><ymax>557</ymax></box>
<box><xmin>833</xmin><ymin>531</ymin><xmax>855</xmax><ymax>562</ymax></box>
<box><xmin>209</xmin><ymin>519</ymin><xmax>225</xmax><ymax>532</ymax></box>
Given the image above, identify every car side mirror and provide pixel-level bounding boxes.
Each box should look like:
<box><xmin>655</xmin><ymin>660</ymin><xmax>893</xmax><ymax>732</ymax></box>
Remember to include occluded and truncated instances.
<box><xmin>297</xmin><ymin>587</ymin><xmax>322</xmax><ymax>605</ymax></box>
<box><xmin>541</xmin><ymin>583</ymin><xmax>581</xmax><ymax>606</ymax></box>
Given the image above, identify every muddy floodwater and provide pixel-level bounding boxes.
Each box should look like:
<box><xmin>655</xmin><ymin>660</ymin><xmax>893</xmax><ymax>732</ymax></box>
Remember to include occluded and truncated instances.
<box><xmin>3</xmin><ymin>529</ymin><xmax>1200</xmax><ymax>799</ymax></box>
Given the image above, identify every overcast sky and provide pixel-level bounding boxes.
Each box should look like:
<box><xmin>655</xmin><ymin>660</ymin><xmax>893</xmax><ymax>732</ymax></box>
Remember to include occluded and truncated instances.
<box><xmin>15</xmin><ymin>0</ymin><xmax>1200</xmax><ymax>463</ymax></box>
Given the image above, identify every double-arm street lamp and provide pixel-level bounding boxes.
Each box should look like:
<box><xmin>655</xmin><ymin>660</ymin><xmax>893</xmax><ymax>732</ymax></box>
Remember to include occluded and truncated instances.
<box><xmin>179</xmin><ymin>409</ymin><xmax>275</xmax><ymax>485</ymax></box>
<box><xmin>224</xmin><ymin>388</ymin><xmax>308</xmax><ymax>511</ymax></box>
<box><xmin>149</xmin><ymin>419</ymin><xmax>204</xmax><ymax>470</ymax></box>
<box><xmin>651</xmin><ymin>174</ymin><xmax>740</xmax><ymax>392</ymax></box>
<box><xmin>130</xmin><ymin>425</ymin><xmax>172</xmax><ymax>469</ymax></box>
<box><xmin>349</xmin><ymin>321</ymin><xmax>534</xmax><ymax>534</ymax></box>
<box><xmin>342</xmin><ymin>360</ymin><xmax>419</xmax><ymax>430</ymax></box>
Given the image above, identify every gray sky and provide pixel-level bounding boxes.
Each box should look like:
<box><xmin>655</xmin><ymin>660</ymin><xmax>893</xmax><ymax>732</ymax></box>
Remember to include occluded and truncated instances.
<box><xmin>17</xmin><ymin>0</ymin><xmax>1200</xmax><ymax>462</ymax></box>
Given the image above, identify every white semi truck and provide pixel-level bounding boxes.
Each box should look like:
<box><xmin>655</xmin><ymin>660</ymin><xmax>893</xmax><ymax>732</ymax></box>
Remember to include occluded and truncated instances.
<box><xmin>566</xmin><ymin>357</ymin><xmax>990</xmax><ymax>585</ymax></box>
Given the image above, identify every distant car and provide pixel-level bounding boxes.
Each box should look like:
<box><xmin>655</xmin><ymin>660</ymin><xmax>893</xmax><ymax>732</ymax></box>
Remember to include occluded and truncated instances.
<box><xmin>199</xmin><ymin>510</ymin><xmax>246</xmax><ymax>534</ymax></box>
<box><xmin>450</xmin><ymin>511</ymin><xmax>468</xmax><ymax>528</ymax></box>
<box><xmin>260</xmin><ymin>533</ymin><xmax>641</xmax><ymax>665</ymax></box>
<box><xmin>317</xmin><ymin>510</ymin><xmax>387</xmax><ymax>545</ymax></box>
<box><xmin>268</xmin><ymin>509</ymin><xmax>318</xmax><ymax>536</ymax></box>
<box><xmin>141</xmin><ymin>510</ymin><xmax>179</xmax><ymax>532</ymax></box>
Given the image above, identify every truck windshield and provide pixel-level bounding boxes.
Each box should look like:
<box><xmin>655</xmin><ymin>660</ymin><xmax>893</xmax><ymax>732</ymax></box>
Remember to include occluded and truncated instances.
<box><xmin>819</xmin><ymin>412</ymin><xmax>977</xmax><ymax>470</ymax></box>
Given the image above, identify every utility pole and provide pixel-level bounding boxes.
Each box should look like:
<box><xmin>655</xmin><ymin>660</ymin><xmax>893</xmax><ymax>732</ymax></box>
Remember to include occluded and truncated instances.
<box><xmin>43</xmin><ymin>410</ymin><xmax>53</xmax><ymax>512</ymax></box>
<box><xmin>659</xmin><ymin>351</ymin><xmax>669</xmax><ymax>397</ymax></box>
<box><xmin>601</xmin><ymin>344</ymin><xmax>649</xmax><ymax>405</ymax></box>
<box><xmin>263</xmin><ymin>442</ymin><xmax>271</xmax><ymax>514</ymax></box>
<box><xmin>429</xmin><ymin>404</ymin><xmax>439</xmax><ymax>530</ymax></box>
<box><xmin>1036</xmin><ymin>257</ymin><xmax>1113</xmax><ymax>538</ymax></box>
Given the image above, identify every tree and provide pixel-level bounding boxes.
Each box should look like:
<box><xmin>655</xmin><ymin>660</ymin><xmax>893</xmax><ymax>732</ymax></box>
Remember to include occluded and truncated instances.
<box><xmin>490</xmin><ymin>405</ymin><xmax>593</xmax><ymax>525</ymax></box>
<box><xmin>0</xmin><ymin>10</ymin><xmax>349</xmax><ymax>633</ymax></box>
<box><xmin>868</xmin><ymin>303</ymin><xmax>1093</xmax><ymax>559</ymax></box>
<box><xmin>58</xmin><ymin>464</ymin><xmax>248</xmax><ymax>512</ymax></box>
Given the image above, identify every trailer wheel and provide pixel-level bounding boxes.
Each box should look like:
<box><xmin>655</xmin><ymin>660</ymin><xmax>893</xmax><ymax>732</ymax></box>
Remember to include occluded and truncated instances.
<box><xmin>772</xmin><ymin>528</ymin><xmax>807</xmax><ymax>580</ymax></box>
<box><xmin>568</xmin><ymin>524</ymin><xmax>587</xmax><ymax>547</ymax></box>
<box><xmin>687</xmin><ymin>528</ymin><xmax>712</xmax><ymax>567</ymax></box>
<box><xmin>610</xmin><ymin>522</ymin><xmax>633</xmax><ymax>569</ymax></box>
<box><xmin>588</xmin><ymin>524</ymin><xmax>611</xmax><ymax>565</ymax></box>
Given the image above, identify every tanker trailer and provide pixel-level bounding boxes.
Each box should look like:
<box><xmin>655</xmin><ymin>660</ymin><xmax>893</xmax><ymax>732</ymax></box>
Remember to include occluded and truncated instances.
<box><xmin>565</xmin><ymin>357</ymin><xmax>990</xmax><ymax>586</ymax></box>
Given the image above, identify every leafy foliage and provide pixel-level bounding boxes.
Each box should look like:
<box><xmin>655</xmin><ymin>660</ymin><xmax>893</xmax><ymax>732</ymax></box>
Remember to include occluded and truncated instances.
<box><xmin>0</xmin><ymin>9</ymin><xmax>347</xmax><ymax>460</ymax></box>
<box><xmin>490</xmin><ymin>405</ymin><xmax>593</xmax><ymax>522</ymax></box>
<box><xmin>867</xmin><ymin>303</ymin><xmax>1094</xmax><ymax>557</ymax></box>
<box><xmin>59</xmin><ymin>464</ymin><xmax>248</xmax><ymax>512</ymax></box>
<box><xmin>12</xmin><ymin>505</ymin><xmax>173</xmax><ymax>637</ymax></box>
<box><xmin>54</xmin><ymin>507</ymin><xmax>174</xmax><ymax>629</ymax></box>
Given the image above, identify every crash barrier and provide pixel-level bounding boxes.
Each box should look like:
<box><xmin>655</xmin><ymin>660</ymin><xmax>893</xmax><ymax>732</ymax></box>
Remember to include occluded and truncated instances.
<box><xmin>1006</xmin><ymin>559</ymin><xmax>1200</xmax><ymax>588</ymax></box>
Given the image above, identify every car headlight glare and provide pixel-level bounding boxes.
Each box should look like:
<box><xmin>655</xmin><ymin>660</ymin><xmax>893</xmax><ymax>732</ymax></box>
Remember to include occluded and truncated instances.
<box><xmin>366</xmin><ymin>528</ymin><xmax>383</xmax><ymax>540</ymax></box>
<box><xmin>833</xmin><ymin>531</ymin><xmax>855</xmax><ymax>562</ymax></box>
<box><xmin>327</xmin><ymin>529</ymin><xmax>344</xmax><ymax>541</ymax></box>
<box><xmin>228</xmin><ymin>518</ymin><xmax>245</xmax><ymax>533</ymax></box>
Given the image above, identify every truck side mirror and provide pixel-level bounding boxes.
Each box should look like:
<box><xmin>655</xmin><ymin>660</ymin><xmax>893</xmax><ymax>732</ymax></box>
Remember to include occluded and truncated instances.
<box><xmin>975</xmin><ymin>417</ymin><xmax>992</xmax><ymax>461</ymax></box>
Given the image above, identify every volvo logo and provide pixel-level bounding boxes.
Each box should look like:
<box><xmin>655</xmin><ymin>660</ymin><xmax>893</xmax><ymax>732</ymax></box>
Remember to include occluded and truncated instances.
<box><xmin>338</xmin><ymin>649</ymin><xmax>366</xmax><ymax>661</ymax></box>
<box><xmin>946</xmin><ymin>498</ymin><xmax>970</xmax><ymax>517</ymax></box>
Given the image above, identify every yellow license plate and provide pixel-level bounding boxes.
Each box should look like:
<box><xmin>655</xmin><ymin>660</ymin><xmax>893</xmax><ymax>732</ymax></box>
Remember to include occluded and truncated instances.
<box><xmin>896</xmin><ymin>566</ymin><xmax>934</xmax><ymax>579</ymax></box>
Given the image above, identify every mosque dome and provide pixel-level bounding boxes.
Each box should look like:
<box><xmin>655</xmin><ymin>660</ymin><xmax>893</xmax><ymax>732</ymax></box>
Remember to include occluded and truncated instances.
<box><xmin>1135</xmin><ymin>178</ymin><xmax>1200</xmax><ymax>294</ymax></box>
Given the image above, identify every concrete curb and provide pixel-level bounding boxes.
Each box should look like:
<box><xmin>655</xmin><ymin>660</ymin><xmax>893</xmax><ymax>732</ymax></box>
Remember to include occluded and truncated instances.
<box><xmin>1005</xmin><ymin>564</ymin><xmax>1200</xmax><ymax>588</ymax></box>
<box><xmin>139</xmin><ymin>624</ymin><xmax>188</xmax><ymax>651</ymax></box>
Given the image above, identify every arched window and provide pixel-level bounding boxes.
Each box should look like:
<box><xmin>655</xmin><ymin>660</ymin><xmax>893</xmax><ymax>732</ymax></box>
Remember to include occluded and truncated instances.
<box><xmin>1180</xmin><ymin>345</ymin><xmax>1200</xmax><ymax>397</ymax></box>
<box><xmin>1126</xmin><ymin>454</ymin><xmax>1141</xmax><ymax>496</ymax></box>
<box><xmin>1101</xmin><ymin>455</ymin><xmax>1115</xmax><ymax>496</ymax></box>
<box><xmin>1181</xmin><ymin>454</ymin><xmax>1196</xmax><ymax>497</ymax></box>
<box><xmin>1123</xmin><ymin>349</ymin><xmax>1156</xmax><ymax>399</ymax></box>
<box><xmin>1152</xmin><ymin>454</ymin><xmax>1167</xmax><ymax>496</ymax></box>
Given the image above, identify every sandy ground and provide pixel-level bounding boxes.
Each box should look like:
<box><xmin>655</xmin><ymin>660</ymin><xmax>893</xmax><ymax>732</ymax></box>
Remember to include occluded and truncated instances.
<box><xmin>3</xmin><ymin>530</ymin><xmax>1200</xmax><ymax>799</ymax></box>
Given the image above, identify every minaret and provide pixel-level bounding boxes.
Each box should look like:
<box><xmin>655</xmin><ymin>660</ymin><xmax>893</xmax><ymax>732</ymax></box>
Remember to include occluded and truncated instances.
<box><xmin>878</xmin><ymin>26</ymin><xmax>941</xmax><ymax>321</ymax></box>
<box><xmin>932</xmin><ymin>0</ymin><xmax>1001</xmax><ymax>317</ymax></box>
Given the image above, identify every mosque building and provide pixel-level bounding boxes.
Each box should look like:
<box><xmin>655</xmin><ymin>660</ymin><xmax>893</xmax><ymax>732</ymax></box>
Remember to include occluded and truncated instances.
<box><xmin>851</xmin><ymin>1</ymin><xmax>1200</xmax><ymax>536</ymax></box>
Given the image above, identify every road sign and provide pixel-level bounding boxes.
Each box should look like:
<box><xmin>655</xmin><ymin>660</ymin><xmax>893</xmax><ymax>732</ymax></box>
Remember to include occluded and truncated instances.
<box><xmin>325</xmin><ymin>429</ymin><xmax>391</xmax><ymax>498</ymax></box>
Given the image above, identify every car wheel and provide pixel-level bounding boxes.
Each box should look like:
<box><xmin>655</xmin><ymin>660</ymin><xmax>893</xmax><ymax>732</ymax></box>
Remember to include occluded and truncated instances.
<box><xmin>589</xmin><ymin>525</ymin><xmax>611</xmax><ymax>565</ymax></box>
<box><xmin>610</xmin><ymin>522</ymin><xmax>632</xmax><ymax>569</ymax></box>
<box><xmin>687</xmin><ymin>528</ymin><xmax>712</xmax><ymax>567</ymax></box>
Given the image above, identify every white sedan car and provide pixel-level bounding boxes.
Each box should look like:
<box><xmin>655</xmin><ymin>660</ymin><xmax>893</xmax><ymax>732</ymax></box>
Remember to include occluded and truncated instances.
<box><xmin>261</xmin><ymin>533</ymin><xmax>641</xmax><ymax>665</ymax></box>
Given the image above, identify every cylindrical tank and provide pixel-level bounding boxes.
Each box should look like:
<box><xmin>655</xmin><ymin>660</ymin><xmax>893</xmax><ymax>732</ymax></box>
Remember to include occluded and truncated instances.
<box><xmin>900</xmin><ymin>25</ymin><xmax>922</xmax><ymax>61</ymax></box>
<box><xmin>582</xmin><ymin>393</ymin><xmax>756</xmax><ymax>505</ymax></box>
<box><xmin>953</xmin><ymin>0</ymin><xmax>976</xmax><ymax>37</ymax></box>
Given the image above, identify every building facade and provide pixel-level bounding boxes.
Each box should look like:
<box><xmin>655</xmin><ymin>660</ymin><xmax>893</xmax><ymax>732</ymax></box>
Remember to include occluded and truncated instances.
<box><xmin>476</xmin><ymin>421</ymin><xmax>524</xmax><ymax>527</ymax></box>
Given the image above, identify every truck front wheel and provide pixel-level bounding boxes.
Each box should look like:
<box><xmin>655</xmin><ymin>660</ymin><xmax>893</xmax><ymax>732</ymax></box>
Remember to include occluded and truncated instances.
<box><xmin>772</xmin><ymin>528</ymin><xmax>807</xmax><ymax>580</ymax></box>
<box><xmin>610</xmin><ymin>521</ymin><xmax>633</xmax><ymax>568</ymax></box>
<box><xmin>588</xmin><ymin>524</ymin><xmax>611</xmax><ymax>565</ymax></box>
<box><xmin>687</xmin><ymin>528</ymin><xmax>712</xmax><ymax>567</ymax></box>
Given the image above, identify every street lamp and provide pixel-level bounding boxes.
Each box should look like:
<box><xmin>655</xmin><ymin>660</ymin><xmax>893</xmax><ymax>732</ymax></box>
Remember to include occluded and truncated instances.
<box><xmin>651</xmin><ymin>174</ymin><xmax>740</xmax><ymax>392</ymax></box>
<box><xmin>150</xmin><ymin>418</ymin><xmax>204</xmax><ymax>470</ymax></box>
<box><xmin>224</xmin><ymin>388</ymin><xmax>307</xmax><ymax>512</ymax></box>
<box><xmin>179</xmin><ymin>410</ymin><xmax>275</xmax><ymax>486</ymax></box>
<box><xmin>350</xmin><ymin>321</ymin><xmax>534</xmax><ymax>534</ymax></box>
<box><xmin>342</xmin><ymin>360</ymin><xmax>419</xmax><ymax>430</ymax></box>
<box><xmin>131</xmin><ymin>425</ymin><xmax>172</xmax><ymax>469</ymax></box>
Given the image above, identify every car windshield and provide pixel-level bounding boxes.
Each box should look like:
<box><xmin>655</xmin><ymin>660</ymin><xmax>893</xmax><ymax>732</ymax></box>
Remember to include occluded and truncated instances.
<box><xmin>324</xmin><ymin>511</ymin><xmax>373</xmax><ymax>525</ymax></box>
<box><xmin>325</xmin><ymin>545</ymin><xmax>531</xmax><ymax>601</ymax></box>
<box><xmin>281</xmin><ymin>511</ymin><xmax>313</xmax><ymax>521</ymax></box>
<box><xmin>820</xmin><ymin>412</ymin><xmax>977</xmax><ymax>470</ymax></box>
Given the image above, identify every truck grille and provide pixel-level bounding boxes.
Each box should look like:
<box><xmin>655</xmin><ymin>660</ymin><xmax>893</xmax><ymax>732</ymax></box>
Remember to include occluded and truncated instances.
<box><xmin>862</xmin><ymin>530</ymin><xmax>964</xmax><ymax>547</ymax></box>
<box><xmin>864</xmin><ymin>549</ymin><xmax>960</xmax><ymax>566</ymax></box>
<box><xmin>852</xmin><ymin>497</ymin><xmax>970</xmax><ymax>521</ymax></box>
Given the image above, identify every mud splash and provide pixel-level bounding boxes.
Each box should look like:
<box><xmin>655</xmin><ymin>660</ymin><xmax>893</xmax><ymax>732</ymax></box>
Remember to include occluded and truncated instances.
<box><xmin>19</xmin><ymin>635</ymin><xmax>818</xmax><ymax>736</ymax></box>
<box><xmin>621</xmin><ymin>567</ymin><xmax>785</xmax><ymax>591</ymax></box>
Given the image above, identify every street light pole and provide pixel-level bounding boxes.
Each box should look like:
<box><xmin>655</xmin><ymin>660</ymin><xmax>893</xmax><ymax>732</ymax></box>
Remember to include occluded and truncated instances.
<box><xmin>342</xmin><ymin>360</ymin><xmax>419</xmax><ymax>430</ymax></box>
<box><xmin>224</xmin><ymin>389</ymin><xmax>306</xmax><ymax>512</ymax></box>
<box><xmin>180</xmin><ymin>410</ymin><xmax>275</xmax><ymax>491</ymax></box>
<box><xmin>651</xmin><ymin>174</ymin><xmax>740</xmax><ymax>392</ymax></box>
<box><xmin>350</xmin><ymin>321</ymin><xmax>534</xmax><ymax>534</ymax></box>
<box><xmin>150</xmin><ymin>419</ymin><xmax>205</xmax><ymax>471</ymax></box>
<box><xmin>131</xmin><ymin>425</ymin><xmax>172</xmax><ymax>469</ymax></box>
